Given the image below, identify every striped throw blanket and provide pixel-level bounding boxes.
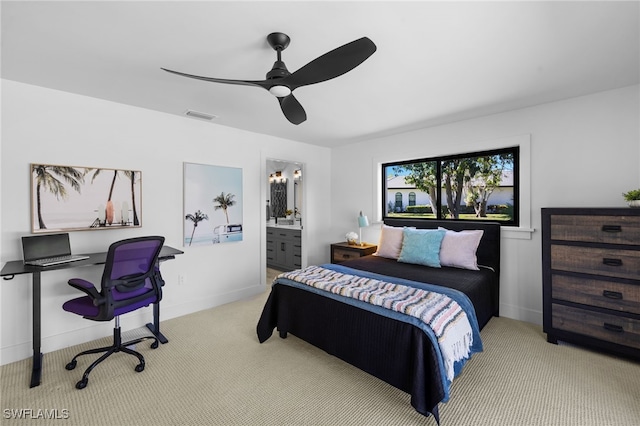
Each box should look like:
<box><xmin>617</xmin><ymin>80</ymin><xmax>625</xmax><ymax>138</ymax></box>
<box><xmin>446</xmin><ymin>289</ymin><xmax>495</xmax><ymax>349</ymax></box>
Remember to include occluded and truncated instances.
<box><xmin>280</xmin><ymin>265</ymin><xmax>475</xmax><ymax>382</ymax></box>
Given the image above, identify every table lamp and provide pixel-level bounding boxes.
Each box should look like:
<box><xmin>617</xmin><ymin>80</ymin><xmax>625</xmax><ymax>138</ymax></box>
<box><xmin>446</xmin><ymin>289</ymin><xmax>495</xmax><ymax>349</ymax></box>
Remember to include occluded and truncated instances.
<box><xmin>358</xmin><ymin>211</ymin><xmax>369</xmax><ymax>246</ymax></box>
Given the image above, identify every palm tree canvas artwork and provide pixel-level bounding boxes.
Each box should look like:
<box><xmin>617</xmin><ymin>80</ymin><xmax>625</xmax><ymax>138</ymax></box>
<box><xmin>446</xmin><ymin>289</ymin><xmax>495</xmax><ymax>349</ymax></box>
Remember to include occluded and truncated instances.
<box><xmin>183</xmin><ymin>162</ymin><xmax>243</xmax><ymax>246</ymax></box>
<box><xmin>31</xmin><ymin>163</ymin><xmax>142</xmax><ymax>233</ymax></box>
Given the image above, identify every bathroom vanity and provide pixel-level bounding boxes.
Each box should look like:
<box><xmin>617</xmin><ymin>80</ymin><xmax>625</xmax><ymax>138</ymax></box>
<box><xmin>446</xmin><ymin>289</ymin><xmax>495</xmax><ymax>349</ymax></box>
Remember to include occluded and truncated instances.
<box><xmin>266</xmin><ymin>225</ymin><xmax>301</xmax><ymax>272</ymax></box>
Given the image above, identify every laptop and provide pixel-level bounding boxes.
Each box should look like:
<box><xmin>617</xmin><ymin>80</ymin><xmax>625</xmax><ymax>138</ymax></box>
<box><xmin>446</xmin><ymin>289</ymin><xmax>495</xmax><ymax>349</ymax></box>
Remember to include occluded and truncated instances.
<box><xmin>22</xmin><ymin>233</ymin><xmax>90</xmax><ymax>267</ymax></box>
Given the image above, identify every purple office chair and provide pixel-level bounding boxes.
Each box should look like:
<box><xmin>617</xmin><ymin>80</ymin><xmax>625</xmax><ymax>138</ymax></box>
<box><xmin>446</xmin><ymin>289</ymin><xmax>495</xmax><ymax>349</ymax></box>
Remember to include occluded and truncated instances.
<box><xmin>62</xmin><ymin>236</ymin><xmax>165</xmax><ymax>389</ymax></box>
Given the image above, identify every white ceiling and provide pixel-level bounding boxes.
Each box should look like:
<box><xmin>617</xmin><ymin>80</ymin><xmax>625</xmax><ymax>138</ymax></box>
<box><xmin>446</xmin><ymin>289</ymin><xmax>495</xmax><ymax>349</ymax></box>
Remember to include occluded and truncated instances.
<box><xmin>2</xmin><ymin>1</ymin><xmax>638</xmax><ymax>148</ymax></box>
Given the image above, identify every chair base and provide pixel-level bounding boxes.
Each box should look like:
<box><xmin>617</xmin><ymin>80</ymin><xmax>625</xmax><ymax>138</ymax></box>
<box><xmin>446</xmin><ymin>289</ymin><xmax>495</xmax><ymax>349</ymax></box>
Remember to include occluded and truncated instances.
<box><xmin>65</xmin><ymin>322</ymin><xmax>158</xmax><ymax>389</ymax></box>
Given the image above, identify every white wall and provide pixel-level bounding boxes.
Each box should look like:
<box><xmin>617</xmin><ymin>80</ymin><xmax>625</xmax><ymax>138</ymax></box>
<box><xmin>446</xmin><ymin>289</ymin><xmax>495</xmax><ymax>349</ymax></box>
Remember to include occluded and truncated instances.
<box><xmin>2</xmin><ymin>81</ymin><xmax>638</xmax><ymax>366</ymax></box>
<box><xmin>330</xmin><ymin>85</ymin><xmax>640</xmax><ymax>325</ymax></box>
<box><xmin>0</xmin><ymin>80</ymin><xmax>331</xmax><ymax>365</ymax></box>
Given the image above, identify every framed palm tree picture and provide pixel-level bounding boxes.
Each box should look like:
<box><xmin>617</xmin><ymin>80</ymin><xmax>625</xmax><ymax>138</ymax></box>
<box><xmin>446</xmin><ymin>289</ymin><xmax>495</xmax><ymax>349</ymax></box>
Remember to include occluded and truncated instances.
<box><xmin>31</xmin><ymin>163</ymin><xmax>142</xmax><ymax>233</ymax></box>
<box><xmin>183</xmin><ymin>162</ymin><xmax>243</xmax><ymax>246</ymax></box>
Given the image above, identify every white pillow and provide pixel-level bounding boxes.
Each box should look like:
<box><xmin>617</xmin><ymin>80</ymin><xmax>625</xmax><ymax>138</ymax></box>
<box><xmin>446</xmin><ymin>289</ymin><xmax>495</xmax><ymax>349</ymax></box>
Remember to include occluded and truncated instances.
<box><xmin>438</xmin><ymin>228</ymin><xmax>484</xmax><ymax>270</ymax></box>
<box><xmin>373</xmin><ymin>225</ymin><xmax>409</xmax><ymax>259</ymax></box>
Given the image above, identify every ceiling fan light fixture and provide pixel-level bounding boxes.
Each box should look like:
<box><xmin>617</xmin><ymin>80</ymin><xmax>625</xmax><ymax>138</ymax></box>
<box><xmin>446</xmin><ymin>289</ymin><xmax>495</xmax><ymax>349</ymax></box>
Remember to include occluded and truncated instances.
<box><xmin>269</xmin><ymin>85</ymin><xmax>291</xmax><ymax>97</ymax></box>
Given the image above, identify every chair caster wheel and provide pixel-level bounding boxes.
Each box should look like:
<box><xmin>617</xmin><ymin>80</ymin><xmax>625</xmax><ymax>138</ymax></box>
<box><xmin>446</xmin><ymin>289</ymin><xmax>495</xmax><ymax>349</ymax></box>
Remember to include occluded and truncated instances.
<box><xmin>151</xmin><ymin>340</ymin><xmax>159</xmax><ymax>349</ymax></box>
<box><xmin>65</xmin><ymin>360</ymin><xmax>77</xmax><ymax>370</ymax></box>
<box><xmin>135</xmin><ymin>363</ymin><xmax>145</xmax><ymax>372</ymax></box>
<box><xmin>75</xmin><ymin>379</ymin><xmax>88</xmax><ymax>389</ymax></box>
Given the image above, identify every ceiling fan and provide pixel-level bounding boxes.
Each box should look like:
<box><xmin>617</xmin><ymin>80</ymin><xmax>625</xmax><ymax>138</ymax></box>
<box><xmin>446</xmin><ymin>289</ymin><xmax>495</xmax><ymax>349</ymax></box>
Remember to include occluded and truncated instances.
<box><xmin>161</xmin><ymin>32</ymin><xmax>376</xmax><ymax>125</ymax></box>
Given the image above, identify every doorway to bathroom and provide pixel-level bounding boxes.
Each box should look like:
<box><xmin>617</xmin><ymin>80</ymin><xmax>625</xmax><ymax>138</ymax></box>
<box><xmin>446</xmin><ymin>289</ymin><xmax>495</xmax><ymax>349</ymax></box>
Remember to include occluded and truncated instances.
<box><xmin>265</xmin><ymin>158</ymin><xmax>304</xmax><ymax>278</ymax></box>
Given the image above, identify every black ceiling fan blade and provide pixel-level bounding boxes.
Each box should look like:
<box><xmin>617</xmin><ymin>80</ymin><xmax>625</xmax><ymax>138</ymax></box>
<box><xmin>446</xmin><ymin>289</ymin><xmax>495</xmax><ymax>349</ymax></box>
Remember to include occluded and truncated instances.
<box><xmin>160</xmin><ymin>67</ymin><xmax>271</xmax><ymax>90</ymax></box>
<box><xmin>282</xmin><ymin>37</ymin><xmax>376</xmax><ymax>90</ymax></box>
<box><xmin>278</xmin><ymin>94</ymin><xmax>307</xmax><ymax>125</ymax></box>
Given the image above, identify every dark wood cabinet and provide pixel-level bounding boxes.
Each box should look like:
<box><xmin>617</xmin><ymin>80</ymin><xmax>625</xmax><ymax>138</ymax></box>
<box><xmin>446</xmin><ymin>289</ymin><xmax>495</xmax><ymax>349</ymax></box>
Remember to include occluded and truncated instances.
<box><xmin>330</xmin><ymin>242</ymin><xmax>377</xmax><ymax>264</ymax></box>
<box><xmin>542</xmin><ymin>208</ymin><xmax>640</xmax><ymax>359</ymax></box>
<box><xmin>267</xmin><ymin>227</ymin><xmax>301</xmax><ymax>271</ymax></box>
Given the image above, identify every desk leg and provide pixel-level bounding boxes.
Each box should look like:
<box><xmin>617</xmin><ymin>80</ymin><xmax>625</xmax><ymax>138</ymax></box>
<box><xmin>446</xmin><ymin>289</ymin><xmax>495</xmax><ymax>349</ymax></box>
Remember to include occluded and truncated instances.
<box><xmin>30</xmin><ymin>272</ymin><xmax>43</xmax><ymax>388</ymax></box>
<box><xmin>145</xmin><ymin>302</ymin><xmax>168</xmax><ymax>344</ymax></box>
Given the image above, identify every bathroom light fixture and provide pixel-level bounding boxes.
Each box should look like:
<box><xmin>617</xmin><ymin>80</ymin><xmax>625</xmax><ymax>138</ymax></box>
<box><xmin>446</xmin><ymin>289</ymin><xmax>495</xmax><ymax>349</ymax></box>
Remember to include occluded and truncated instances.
<box><xmin>270</xmin><ymin>171</ymin><xmax>286</xmax><ymax>183</ymax></box>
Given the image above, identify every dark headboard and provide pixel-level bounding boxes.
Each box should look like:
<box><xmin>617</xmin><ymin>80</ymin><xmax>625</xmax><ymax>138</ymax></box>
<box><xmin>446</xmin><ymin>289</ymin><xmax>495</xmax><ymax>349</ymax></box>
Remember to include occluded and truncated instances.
<box><xmin>383</xmin><ymin>218</ymin><xmax>501</xmax><ymax>273</ymax></box>
<box><xmin>384</xmin><ymin>218</ymin><xmax>501</xmax><ymax>315</ymax></box>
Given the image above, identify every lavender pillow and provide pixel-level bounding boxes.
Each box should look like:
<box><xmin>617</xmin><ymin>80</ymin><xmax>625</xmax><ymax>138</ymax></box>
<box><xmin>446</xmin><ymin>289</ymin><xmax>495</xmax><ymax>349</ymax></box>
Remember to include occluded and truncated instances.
<box><xmin>374</xmin><ymin>225</ymin><xmax>412</xmax><ymax>259</ymax></box>
<box><xmin>438</xmin><ymin>228</ymin><xmax>484</xmax><ymax>270</ymax></box>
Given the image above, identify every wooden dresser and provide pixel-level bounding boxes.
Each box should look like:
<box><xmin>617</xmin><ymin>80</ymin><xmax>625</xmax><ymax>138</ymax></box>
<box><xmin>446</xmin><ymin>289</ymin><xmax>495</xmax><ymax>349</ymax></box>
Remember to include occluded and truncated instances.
<box><xmin>542</xmin><ymin>208</ymin><xmax>640</xmax><ymax>358</ymax></box>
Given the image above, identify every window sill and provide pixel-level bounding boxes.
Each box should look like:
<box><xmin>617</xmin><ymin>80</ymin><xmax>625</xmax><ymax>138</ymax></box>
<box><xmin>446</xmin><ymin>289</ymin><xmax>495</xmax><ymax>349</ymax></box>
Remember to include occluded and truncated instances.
<box><xmin>501</xmin><ymin>226</ymin><xmax>535</xmax><ymax>240</ymax></box>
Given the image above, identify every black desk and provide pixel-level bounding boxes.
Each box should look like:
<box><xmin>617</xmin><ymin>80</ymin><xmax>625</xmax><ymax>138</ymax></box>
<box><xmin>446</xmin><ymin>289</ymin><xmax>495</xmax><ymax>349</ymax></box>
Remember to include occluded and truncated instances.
<box><xmin>0</xmin><ymin>245</ymin><xmax>183</xmax><ymax>388</ymax></box>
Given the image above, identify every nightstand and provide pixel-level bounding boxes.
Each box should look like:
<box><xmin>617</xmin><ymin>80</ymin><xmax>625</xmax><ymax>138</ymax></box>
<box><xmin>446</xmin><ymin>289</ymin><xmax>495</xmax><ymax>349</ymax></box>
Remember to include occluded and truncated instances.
<box><xmin>330</xmin><ymin>242</ymin><xmax>377</xmax><ymax>264</ymax></box>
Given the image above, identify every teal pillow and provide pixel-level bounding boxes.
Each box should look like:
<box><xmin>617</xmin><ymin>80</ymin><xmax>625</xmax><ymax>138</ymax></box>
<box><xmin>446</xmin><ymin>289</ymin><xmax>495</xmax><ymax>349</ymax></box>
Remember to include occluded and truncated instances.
<box><xmin>397</xmin><ymin>228</ymin><xmax>446</xmax><ymax>268</ymax></box>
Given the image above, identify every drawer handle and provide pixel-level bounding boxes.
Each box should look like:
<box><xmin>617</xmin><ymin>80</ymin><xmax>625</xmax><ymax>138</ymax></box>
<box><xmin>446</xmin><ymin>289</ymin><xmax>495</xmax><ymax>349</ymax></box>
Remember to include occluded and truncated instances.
<box><xmin>603</xmin><ymin>323</ymin><xmax>624</xmax><ymax>333</ymax></box>
<box><xmin>601</xmin><ymin>225</ymin><xmax>622</xmax><ymax>233</ymax></box>
<box><xmin>602</xmin><ymin>290</ymin><xmax>623</xmax><ymax>300</ymax></box>
<box><xmin>602</xmin><ymin>258</ymin><xmax>623</xmax><ymax>267</ymax></box>
<box><xmin>342</xmin><ymin>254</ymin><xmax>352</xmax><ymax>259</ymax></box>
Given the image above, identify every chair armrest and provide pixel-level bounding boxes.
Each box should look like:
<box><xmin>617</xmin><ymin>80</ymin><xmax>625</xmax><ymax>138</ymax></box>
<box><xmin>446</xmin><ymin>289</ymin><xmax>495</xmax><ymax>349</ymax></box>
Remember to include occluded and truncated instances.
<box><xmin>68</xmin><ymin>278</ymin><xmax>105</xmax><ymax>305</ymax></box>
<box><xmin>154</xmin><ymin>267</ymin><xmax>165</xmax><ymax>287</ymax></box>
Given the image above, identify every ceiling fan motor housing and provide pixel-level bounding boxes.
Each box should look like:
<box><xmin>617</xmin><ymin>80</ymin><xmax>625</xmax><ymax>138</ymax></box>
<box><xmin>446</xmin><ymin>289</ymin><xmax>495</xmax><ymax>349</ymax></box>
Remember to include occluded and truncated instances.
<box><xmin>266</xmin><ymin>60</ymin><xmax>290</xmax><ymax>80</ymax></box>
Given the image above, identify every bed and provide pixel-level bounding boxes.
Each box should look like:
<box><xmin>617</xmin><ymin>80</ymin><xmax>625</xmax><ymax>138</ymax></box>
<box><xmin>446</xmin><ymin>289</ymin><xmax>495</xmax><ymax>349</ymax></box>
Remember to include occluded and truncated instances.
<box><xmin>257</xmin><ymin>219</ymin><xmax>501</xmax><ymax>423</ymax></box>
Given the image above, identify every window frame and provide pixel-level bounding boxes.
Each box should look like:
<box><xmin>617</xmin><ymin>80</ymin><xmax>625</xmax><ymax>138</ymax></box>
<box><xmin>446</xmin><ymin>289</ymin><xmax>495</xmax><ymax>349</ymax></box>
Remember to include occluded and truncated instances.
<box><xmin>408</xmin><ymin>192</ymin><xmax>416</xmax><ymax>206</ymax></box>
<box><xmin>382</xmin><ymin>146</ymin><xmax>520</xmax><ymax>226</ymax></box>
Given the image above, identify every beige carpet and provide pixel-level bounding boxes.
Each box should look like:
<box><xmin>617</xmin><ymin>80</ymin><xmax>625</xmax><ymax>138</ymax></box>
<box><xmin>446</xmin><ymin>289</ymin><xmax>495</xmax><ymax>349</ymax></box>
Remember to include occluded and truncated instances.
<box><xmin>1</xmin><ymin>279</ymin><xmax>639</xmax><ymax>426</ymax></box>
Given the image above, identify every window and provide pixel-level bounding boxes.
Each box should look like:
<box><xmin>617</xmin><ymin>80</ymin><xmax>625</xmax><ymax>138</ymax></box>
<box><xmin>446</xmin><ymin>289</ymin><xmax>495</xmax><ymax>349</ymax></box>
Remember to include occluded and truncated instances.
<box><xmin>394</xmin><ymin>192</ymin><xmax>403</xmax><ymax>212</ymax></box>
<box><xmin>382</xmin><ymin>147</ymin><xmax>519</xmax><ymax>226</ymax></box>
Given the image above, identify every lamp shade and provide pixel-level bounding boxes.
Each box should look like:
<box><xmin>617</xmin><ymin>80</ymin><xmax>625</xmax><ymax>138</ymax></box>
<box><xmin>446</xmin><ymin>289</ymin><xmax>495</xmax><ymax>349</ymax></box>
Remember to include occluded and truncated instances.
<box><xmin>358</xmin><ymin>211</ymin><xmax>369</xmax><ymax>228</ymax></box>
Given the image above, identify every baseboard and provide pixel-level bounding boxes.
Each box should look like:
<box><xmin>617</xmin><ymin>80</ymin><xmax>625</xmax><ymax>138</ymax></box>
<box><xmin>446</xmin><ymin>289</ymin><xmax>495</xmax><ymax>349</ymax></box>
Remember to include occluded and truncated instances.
<box><xmin>0</xmin><ymin>284</ymin><xmax>266</xmax><ymax>366</ymax></box>
<box><xmin>499</xmin><ymin>302</ymin><xmax>542</xmax><ymax>326</ymax></box>
<box><xmin>159</xmin><ymin>284</ymin><xmax>265</xmax><ymax>322</ymax></box>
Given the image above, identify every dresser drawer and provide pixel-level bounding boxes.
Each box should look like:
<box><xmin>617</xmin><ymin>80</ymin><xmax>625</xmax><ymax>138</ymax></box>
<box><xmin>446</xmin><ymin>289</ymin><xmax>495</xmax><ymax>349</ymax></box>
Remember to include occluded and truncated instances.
<box><xmin>551</xmin><ymin>274</ymin><xmax>640</xmax><ymax>315</ymax></box>
<box><xmin>550</xmin><ymin>214</ymin><xmax>640</xmax><ymax>245</ymax></box>
<box><xmin>330</xmin><ymin>243</ymin><xmax>377</xmax><ymax>264</ymax></box>
<box><xmin>552</xmin><ymin>304</ymin><xmax>640</xmax><ymax>350</ymax></box>
<box><xmin>332</xmin><ymin>248</ymin><xmax>362</xmax><ymax>262</ymax></box>
<box><xmin>551</xmin><ymin>245</ymin><xmax>640</xmax><ymax>280</ymax></box>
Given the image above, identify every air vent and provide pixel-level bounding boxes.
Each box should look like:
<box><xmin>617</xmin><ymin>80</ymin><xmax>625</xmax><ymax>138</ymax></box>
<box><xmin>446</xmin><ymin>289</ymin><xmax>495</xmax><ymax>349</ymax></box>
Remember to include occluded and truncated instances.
<box><xmin>184</xmin><ymin>110</ymin><xmax>217</xmax><ymax>121</ymax></box>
